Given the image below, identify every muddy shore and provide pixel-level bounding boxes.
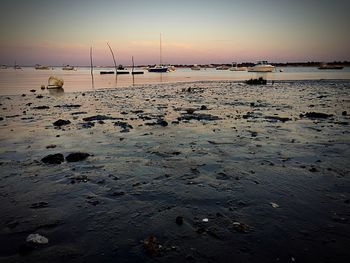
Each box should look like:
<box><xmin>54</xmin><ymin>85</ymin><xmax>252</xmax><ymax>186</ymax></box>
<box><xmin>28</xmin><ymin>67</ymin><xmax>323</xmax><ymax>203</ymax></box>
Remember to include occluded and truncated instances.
<box><xmin>0</xmin><ymin>80</ymin><xmax>349</xmax><ymax>262</ymax></box>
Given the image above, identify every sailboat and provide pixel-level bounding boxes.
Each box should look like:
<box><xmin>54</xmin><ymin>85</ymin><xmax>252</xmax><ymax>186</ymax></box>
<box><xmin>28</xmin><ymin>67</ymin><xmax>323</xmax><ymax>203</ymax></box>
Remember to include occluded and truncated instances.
<box><xmin>148</xmin><ymin>34</ymin><xmax>168</xmax><ymax>73</ymax></box>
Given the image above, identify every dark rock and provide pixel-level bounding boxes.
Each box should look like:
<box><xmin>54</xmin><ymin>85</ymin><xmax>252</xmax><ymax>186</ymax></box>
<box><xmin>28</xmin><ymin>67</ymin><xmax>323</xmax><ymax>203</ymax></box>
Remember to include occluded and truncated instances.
<box><xmin>81</xmin><ymin>122</ymin><xmax>95</xmax><ymax>128</ymax></box>
<box><xmin>176</xmin><ymin>216</ymin><xmax>183</xmax><ymax>225</ymax></box>
<box><xmin>145</xmin><ymin>119</ymin><xmax>168</xmax><ymax>127</ymax></box>
<box><xmin>301</xmin><ymin>112</ymin><xmax>333</xmax><ymax>119</ymax></box>
<box><xmin>114</xmin><ymin>121</ymin><xmax>133</xmax><ymax>130</ymax></box>
<box><xmin>246</xmin><ymin>77</ymin><xmax>267</xmax><ymax>85</ymax></box>
<box><xmin>66</xmin><ymin>152</ymin><xmax>90</xmax><ymax>162</ymax></box>
<box><xmin>178</xmin><ymin>113</ymin><xmax>221</xmax><ymax>121</ymax></box>
<box><xmin>0</xmin><ymin>117</ymin><xmax>3</xmax><ymax>121</ymax></box>
<box><xmin>111</xmin><ymin>191</ymin><xmax>125</xmax><ymax>197</ymax></box>
<box><xmin>46</xmin><ymin>144</ymin><xmax>56</xmax><ymax>149</ymax></box>
<box><xmin>53</xmin><ymin>119</ymin><xmax>71</xmax><ymax>127</ymax></box>
<box><xmin>83</xmin><ymin>115</ymin><xmax>122</xmax><ymax>121</ymax></box>
<box><xmin>33</xmin><ymin>105</ymin><xmax>50</xmax><ymax>110</ymax></box>
<box><xmin>54</xmin><ymin>104</ymin><xmax>81</xmax><ymax>108</ymax></box>
<box><xmin>186</xmin><ymin>108</ymin><xmax>196</xmax><ymax>114</ymax></box>
<box><xmin>30</xmin><ymin>202</ymin><xmax>49</xmax><ymax>209</ymax></box>
<box><xmin>41</xmin><ymin>153</ymin><xmax>64</xmax><ymax>164</ymax></box>
<box><xmin>200</xmin><ymin>105</ymin><xmax>208</xmax><ymax>110</ymax></box>
<box><xmin>342</xmin><ymin>111</ymin><xmax>347</xmax><ymax>116</ymax></box>
<box><xmin>30</xmin><ymin>89</ymin><xmax>36</xmax><ymax>93</ymax></box>
<box><xmin>36</xmin><ymin>95</ymin><xmax>43</xmax><ymax>99</ymax></box>
<box><xmin>71</xmin><ymin>111</ymin><xmax>88</xmax><ymax>115</ymax></box>
<box><xmin>309</xmin><ymin>167</ymin><xmax>318</xmax><ymax>172</ymax></box>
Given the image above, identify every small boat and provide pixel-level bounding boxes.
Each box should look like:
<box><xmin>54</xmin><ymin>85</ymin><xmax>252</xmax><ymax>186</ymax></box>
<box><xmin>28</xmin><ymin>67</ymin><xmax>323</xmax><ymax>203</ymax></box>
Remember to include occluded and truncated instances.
<box><xmin>62</xmin><ymin>65</ymin><xmax>76</xmax><ymax>70</ymax></box>
<box><xmin>191</xmin><ymin>64</ymin><xmax>201</xmax><ymax>70</ymax></box>
<box><xmin>229</xmin><ymin>62</ymin><xmax>247</xmax><ymax>71</ymax></box>
<box><xmin>1</xmin><ymin>65</ymin><xmax>7</xmax><ymax>69</ymax></box>
<box><xmin>148</xmin><ymin>34</ymin><xmax>168</xmax><ymax>73</ymax></box>
<box><xmin>318</xmin><ymin>63</ymin><xmax>343</xmax><ymax>70</ymax></box>
<box><xmin>148</xmin><ymin>65</ymin><xmax>168</xmax><ymax>73</ymax></box>
<box><xmin>100</xmin><ymin>71</ymin><xmax>114</xmax><ymax>75</ymax></box>
<box><xmin>117</xmin><ymin>65</ymin><xmax>125</xmax><ymax>70</ymax></box>
<box><xmin>35</xmin><ymin>64</ymin><xmax>51</xmax><ymax>70</ymax></box>
<box><xmin>47</xmin><ymin>76</ymin><xmax>64</xmax><ymax>89</ymax></box>
<box><xmin>248</xmin><ymin>61</ymin><xmax>275</xmax><ymax>72</ymax></box>
<box><xmin>14</xmin><ymin>64</ymin><xmax>21</xmax><ymax>69</ymax></box>
<box><xmin>216</xmin><ymin>65</ymin><xmax>229</xmax><ymax>70</ymax></box>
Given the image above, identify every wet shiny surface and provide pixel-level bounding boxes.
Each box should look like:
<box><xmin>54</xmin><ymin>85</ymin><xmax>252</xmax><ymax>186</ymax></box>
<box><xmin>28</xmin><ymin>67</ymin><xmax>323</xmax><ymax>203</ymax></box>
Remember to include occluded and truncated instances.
<box><xmin>0</xmin><ymin>80</ymin><xmax>349</xmax><ymax>262</ymax></box>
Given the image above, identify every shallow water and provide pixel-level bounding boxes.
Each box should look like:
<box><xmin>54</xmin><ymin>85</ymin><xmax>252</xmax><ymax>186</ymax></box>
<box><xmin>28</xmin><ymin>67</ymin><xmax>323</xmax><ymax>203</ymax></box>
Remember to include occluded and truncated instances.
<box><xmin>0</xmin><ymin>80</ymin><xmax>349</xmax><ymax>262</ymax></box>
<box><xmin>1</xmin><ymin>66</ymin><xmax>350</xmax><ymax>95</ymax></box>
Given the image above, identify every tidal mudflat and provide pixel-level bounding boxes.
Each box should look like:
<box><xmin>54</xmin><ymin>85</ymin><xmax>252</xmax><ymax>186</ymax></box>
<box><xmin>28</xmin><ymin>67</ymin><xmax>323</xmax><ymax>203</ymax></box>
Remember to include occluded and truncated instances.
<box><xmin>0</xmin><ymin>80</ymin><xmax>349</xmax><ymax>262</ymax></box>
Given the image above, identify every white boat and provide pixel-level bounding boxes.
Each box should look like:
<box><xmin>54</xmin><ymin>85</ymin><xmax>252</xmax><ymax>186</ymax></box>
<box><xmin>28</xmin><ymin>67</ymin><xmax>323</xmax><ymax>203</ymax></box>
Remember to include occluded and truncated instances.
<box><xmin>216</xmin><ymin>65</ymin><xmax>229</xmax><ymax>70</ymax></box>
<box><xmin>35</xmin><ymin>64</ymin><xmax>51</xmax><ymax>70</ymax></box>
<box><xmin>191</xmin><ymin>64</ymin><xmax>201</xmax><ymax>70</ymax></box>
<box><xmin>248</xmin><ymin>61</ymin><xmax>275</xmax><ymax>72</ymax></box>
<box><xmin>229</xmin><ymin>62</ymin><xmax>247</xmax><ymax>71</ymax></box>
<box><xmin>148</xmin><ymin>34</ymin><xmax>168</xmax><ymax>73</ymax></box>
<box><xmin>47</xmin><ymin>76</ymin><xmax>64</xmax><ymax>89</ymax></box>
<box><xmin>62</xmin><ymin>65</ymin><xmax>76</xmax><ymax>70</ymax></box>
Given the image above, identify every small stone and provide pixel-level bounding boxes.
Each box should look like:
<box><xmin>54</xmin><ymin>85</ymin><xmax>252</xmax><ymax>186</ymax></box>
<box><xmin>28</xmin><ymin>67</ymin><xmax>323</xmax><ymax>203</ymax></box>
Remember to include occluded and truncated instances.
<box><xmin>26</xmin><ymin>233</ymin><xmax>49</xmax><ymax>244</ymax></box>
<box><xmin>53</xmin><ymin>119</ymin><xmax>71</xmax><ymax>127</ymax></box>
<box><xmin>175</xmin><ymin>216</ymin><xmax>183</xmax><ymax>225</ymax></box>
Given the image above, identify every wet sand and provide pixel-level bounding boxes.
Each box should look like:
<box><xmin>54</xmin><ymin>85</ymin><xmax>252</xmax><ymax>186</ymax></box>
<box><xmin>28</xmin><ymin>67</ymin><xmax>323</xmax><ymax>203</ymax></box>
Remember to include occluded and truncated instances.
<box><xmin>0</xmin><ymin>80</ymin><xmax>349</xmax><ymax>262</ymax></box>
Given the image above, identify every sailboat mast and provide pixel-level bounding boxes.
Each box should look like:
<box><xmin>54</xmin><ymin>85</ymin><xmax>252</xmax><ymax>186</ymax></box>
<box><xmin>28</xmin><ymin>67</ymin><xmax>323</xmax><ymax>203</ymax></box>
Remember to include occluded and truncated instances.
<box><xmin>159</xmin><ymin>33</ymin><xmax>162</xmax><ymax>66</ymax></box>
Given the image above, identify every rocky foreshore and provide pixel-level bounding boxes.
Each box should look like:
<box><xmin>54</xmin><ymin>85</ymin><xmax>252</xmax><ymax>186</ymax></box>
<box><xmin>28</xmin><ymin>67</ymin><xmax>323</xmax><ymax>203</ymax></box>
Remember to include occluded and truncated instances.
<box><xmin>0</xmin><ymin>80</ymin><xmax>349</xmax><ymax>262</ymax></box>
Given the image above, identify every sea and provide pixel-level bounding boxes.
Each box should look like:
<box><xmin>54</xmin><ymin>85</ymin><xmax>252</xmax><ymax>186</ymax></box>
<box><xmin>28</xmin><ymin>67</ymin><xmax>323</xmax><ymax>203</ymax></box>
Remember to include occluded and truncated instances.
<box><xmin>0</xmin><ymin>66</ymin><xmax>350</xmax><ymax>95</ymax></box>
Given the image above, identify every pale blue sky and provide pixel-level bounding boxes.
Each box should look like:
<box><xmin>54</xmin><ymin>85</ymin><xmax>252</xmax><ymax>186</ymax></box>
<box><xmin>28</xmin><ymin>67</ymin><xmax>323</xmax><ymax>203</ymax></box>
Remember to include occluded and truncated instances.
<box><xmin>0</xmin><ymin>0</ymin><xmax>349</xmax><ymax>65</ymax></box>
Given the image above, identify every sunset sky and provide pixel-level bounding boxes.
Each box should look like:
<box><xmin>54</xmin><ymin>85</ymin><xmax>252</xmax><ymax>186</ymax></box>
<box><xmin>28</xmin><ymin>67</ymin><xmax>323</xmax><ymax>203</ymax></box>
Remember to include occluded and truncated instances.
<box><xmin>0</xmin><ymin>0</ymin><xmax>349</xmax><ymax>66</ymax></box>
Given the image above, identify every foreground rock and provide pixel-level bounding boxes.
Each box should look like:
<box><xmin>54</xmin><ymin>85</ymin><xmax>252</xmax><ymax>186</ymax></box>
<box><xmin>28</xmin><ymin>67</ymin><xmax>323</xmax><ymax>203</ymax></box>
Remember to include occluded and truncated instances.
<box><xmin>41</xmin><ymin>153</ymin><xmax>64</xmax><ymax>164</ymax></box>
<box><xmin>66</xmin><ymin>152</ymin><xmax>90</xmax><ymax>162</ymax></box>
<box><xmin>300</xmin><ymin>112</ymin><xmax>333</xmax><ymax>119</ymax></box>
<box><xmin>53</xmin><ymin>119</ymin><xmax>71</xmax><ymax>127</ymax></box>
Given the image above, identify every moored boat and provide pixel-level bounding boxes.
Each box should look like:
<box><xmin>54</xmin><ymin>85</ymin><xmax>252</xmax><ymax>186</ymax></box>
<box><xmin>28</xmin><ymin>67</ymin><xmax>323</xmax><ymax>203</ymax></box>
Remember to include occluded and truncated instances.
<box><xmin>191</xmin><ymin>64</ymin><xmax>201</xmax><ymax>70</ymax></box>
<box><xmin>47</xmin><ymin>76</ymin><xmax>64</xmax><ymax>89</ymax></box>
<box><xmin>148</xmin><ymin>34</ymin><xmax>169</xmax><ymax>73</ymax></box>
<box><xmin>35</xmin><ymin>64</ymin><xmax>51</xmax><ymax>70</ymax></box>
<box><xmin>248</xmin><ymin>61</ymin><xmax>275</xmax><ymax>72</ymax></box>
<box><xmin>216</xmin><ymin>65</ymin><xmax>229</xmax><ymax>70</ymax></box>
<box><xmin>62</xmin><ymin>65</ymin><xmax>76</xmax><ymax>70</ymax></box>
<box><xmin>148</xmin><ymin>65</ymin><xmax>168</xmax><ymax>73</ymax></box>
<box><xmin>229</xmin><ymin>62</ymin><xmax>247</xmax><ymax>71</ymax></box>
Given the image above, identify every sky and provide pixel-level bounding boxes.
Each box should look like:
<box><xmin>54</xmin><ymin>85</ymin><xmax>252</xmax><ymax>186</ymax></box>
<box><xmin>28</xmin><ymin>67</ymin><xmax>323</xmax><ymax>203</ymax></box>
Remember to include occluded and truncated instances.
<box><xmin>0</xmin><ymin>0</ymin><xmax>349</xmax><ymax>65</ymax></box>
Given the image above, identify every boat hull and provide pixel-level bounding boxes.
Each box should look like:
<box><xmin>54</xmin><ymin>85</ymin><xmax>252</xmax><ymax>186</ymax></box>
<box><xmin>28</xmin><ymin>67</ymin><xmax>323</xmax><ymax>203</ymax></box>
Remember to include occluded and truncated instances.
<box><xmin>148</xmin><ymin>68</ymin><xmax>168</xmax><ymax>73</ymax></box>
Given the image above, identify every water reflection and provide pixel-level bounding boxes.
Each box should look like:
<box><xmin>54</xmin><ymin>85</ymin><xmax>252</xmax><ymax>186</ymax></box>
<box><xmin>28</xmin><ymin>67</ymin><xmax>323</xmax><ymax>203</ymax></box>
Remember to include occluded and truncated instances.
<box><xmin>48</xmin><ymin>88</ymin><xmax>64</xmax><ymax>96</ymax></box>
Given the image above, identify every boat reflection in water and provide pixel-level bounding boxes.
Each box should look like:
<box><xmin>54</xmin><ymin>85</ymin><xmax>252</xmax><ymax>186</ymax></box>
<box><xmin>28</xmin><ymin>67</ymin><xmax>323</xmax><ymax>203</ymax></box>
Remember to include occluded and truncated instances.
<box><xmin>48</xmin><ymin>87</ymin><xmax>64</xmax><ymax>96</ymax></box>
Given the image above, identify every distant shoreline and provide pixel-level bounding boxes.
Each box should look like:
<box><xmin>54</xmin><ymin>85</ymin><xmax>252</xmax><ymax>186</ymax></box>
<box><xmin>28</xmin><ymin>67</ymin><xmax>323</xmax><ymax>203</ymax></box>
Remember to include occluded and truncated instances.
<box><xmin>2</xmin><ymin>62</ymin><xmax>350</xmax><ymax>68</ymax></box>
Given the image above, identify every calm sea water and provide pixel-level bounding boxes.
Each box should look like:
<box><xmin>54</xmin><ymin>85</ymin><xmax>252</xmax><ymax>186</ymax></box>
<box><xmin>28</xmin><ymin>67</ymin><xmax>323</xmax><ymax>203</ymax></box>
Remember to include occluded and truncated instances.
<box><xmin>0</xmin><ymin>66</ymin><xmax>349</xmax><ymax>95</ymax></box>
